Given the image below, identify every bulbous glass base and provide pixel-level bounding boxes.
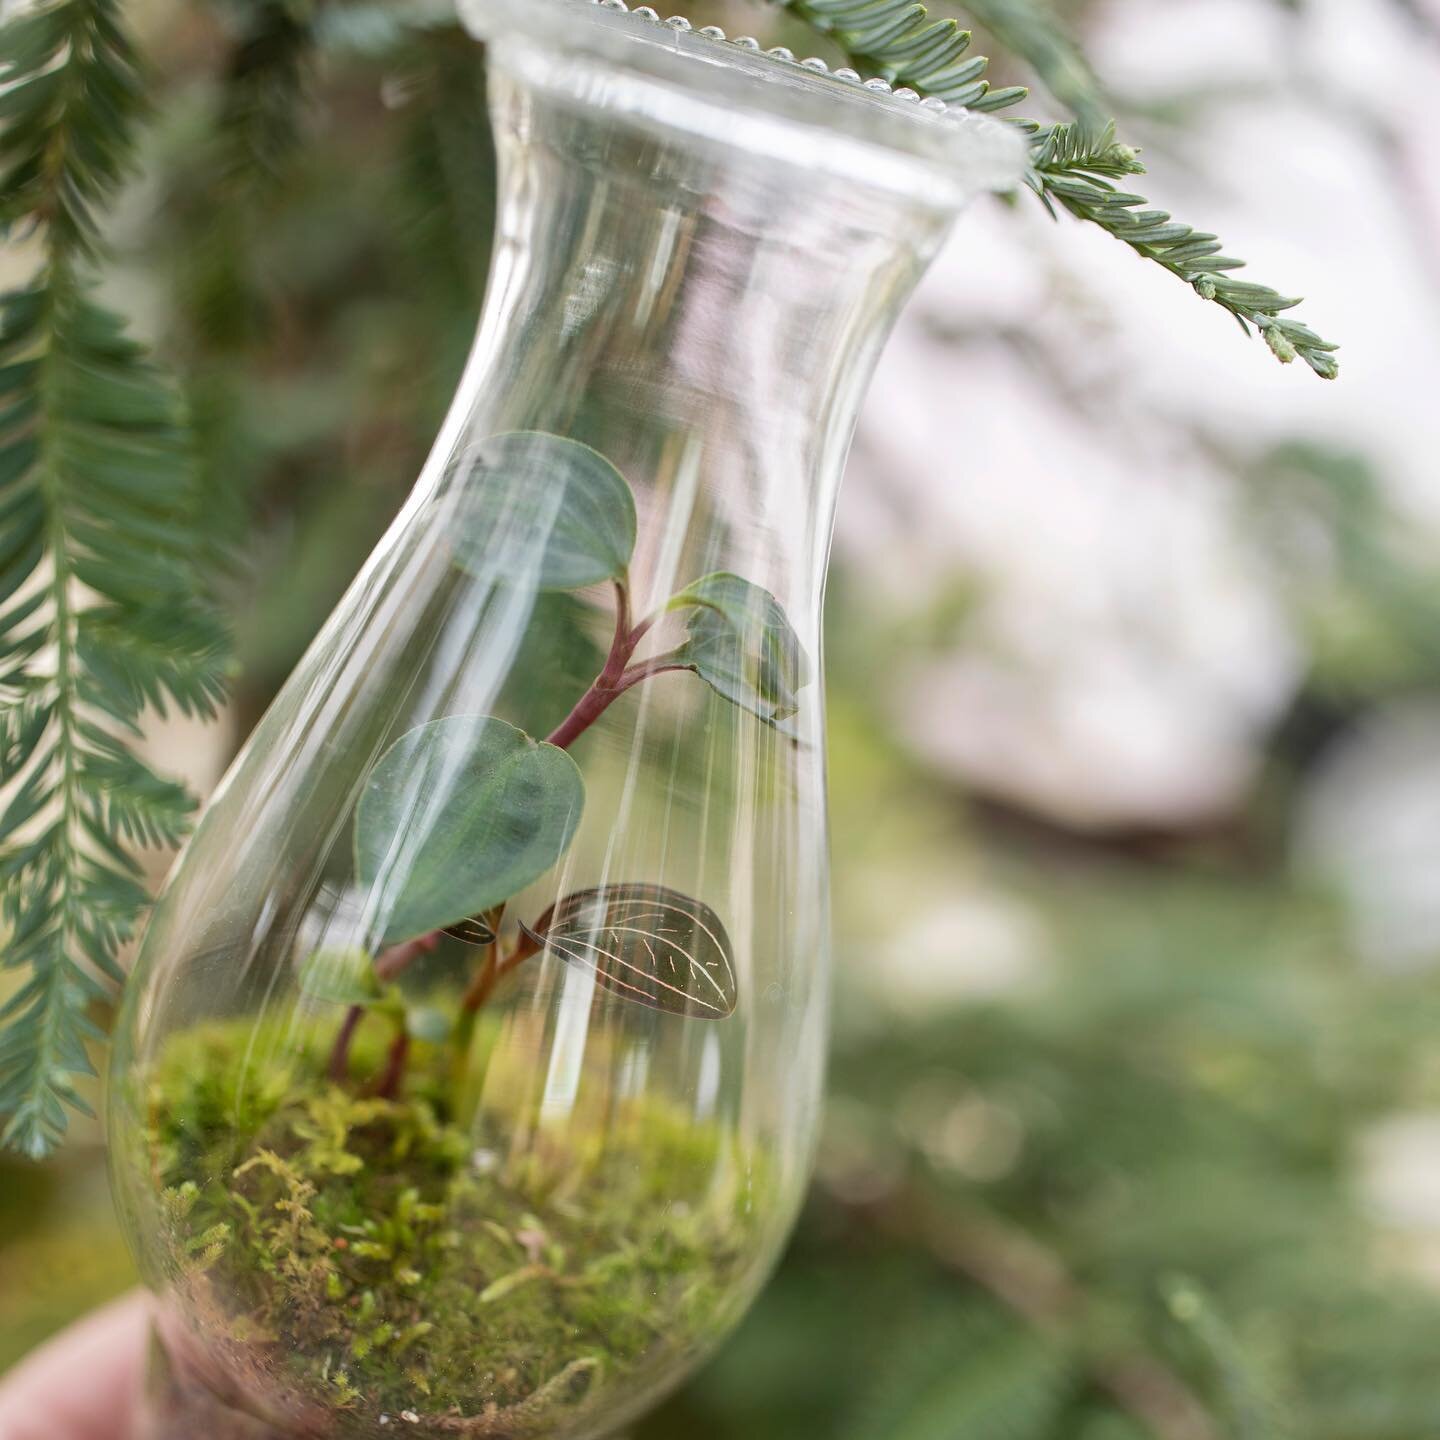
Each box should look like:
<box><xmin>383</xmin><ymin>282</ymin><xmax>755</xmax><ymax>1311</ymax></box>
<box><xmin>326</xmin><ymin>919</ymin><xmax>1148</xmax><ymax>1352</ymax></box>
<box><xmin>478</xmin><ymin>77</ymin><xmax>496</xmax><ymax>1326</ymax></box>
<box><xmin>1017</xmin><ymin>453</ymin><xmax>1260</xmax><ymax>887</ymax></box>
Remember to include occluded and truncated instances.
<box><xmin>129</xmin><ymin>1019</ymin><xmax>762</xmax><ymax>1438</ymax></box>
<box><xmin>139</xmin><ymin>1318</ymin><xmax>648</xmax><ymax>1439</ymax></box>
<box><xmin>139</xmin><ymin>1329</ymin><xmax>288</xmax><ymax>1440</ymax></box>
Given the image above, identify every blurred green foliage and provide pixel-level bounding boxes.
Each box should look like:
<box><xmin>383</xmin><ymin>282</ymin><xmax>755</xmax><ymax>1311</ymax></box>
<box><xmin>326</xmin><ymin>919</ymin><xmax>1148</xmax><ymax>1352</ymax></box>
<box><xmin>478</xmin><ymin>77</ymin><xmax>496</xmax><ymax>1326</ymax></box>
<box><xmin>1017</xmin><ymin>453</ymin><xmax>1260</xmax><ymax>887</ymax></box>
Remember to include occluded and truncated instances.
<box><xmin>645</xmin><ymin>686</ymin><xmax>1440</xmax><ymax>1438</ymax></box>
<box><xmin>0</xmin><ymin>1159</ymin><xmax>133</xmax><ymax>1369</ymax></box>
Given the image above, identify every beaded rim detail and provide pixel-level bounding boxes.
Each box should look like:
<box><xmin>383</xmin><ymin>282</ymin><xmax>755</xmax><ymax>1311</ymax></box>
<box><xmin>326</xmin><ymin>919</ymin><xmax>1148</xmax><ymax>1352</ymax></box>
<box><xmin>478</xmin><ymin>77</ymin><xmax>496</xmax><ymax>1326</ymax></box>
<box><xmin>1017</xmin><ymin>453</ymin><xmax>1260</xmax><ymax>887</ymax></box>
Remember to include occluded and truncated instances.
<box><xmin>583</xmin><ymin>0</ymin><xmax>964</xmax><ymax>120</ymax></box>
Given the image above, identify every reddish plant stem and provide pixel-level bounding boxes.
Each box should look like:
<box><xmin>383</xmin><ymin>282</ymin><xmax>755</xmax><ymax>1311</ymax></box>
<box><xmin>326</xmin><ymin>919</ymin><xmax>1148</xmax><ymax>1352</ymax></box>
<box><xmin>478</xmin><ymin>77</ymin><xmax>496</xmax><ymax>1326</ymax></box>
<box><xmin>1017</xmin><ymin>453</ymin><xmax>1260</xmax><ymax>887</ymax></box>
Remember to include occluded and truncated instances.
<box><xmin>460</xmin><ymin>936</ymin><xmax>500</xmax><ymax>1014</ymax></box>
<box><xmin>376</xmin><ymin>931</ymin><xmax>442</xmax><ymax>979</ymax></box>
<box><xmin>327</xmin><ymin>931</ymin><xmax>441</xmax><ymax>1083</ymax></box>
<box><xmin>372</xmin><ymin>1030</ymin><xmax>409</xmax><ymax>1101</ymax></box>
<box><xmin>543</xmin><ymin>647</ymin><xmax>689</xmax><ymax>746</ymax></box>
<box><xmin>461</xmin><ymin>928</ymin><xmax>542</xmax><ymax>1015</ymax></box>
<box><xmin>543</xmin><ymin>690</ymin><xmax>615</xmax><ymax>751</ymax></box>
<box><xmin>611</xmin><ymin>656</ymin><xmax>691</xmax><ymax>695</ymax></box>
<box><xmin>543</xmin><ymin>580</ymin><xmax>687</xmax><ymax>748</ymax></box>
<box><xmin>338</xmin><ymin>581</ymin><xmax>685</xmax><ymax>1088</ymax></box>
<box><xmin>327</xmin><ymin>1007</ymin><xmax>364</xmax><ymax>1083</ymax></box>
<box><xmin>544</xmin><ymin>580</ymin><xmax>634</xmax><ymax>748</ymax></box>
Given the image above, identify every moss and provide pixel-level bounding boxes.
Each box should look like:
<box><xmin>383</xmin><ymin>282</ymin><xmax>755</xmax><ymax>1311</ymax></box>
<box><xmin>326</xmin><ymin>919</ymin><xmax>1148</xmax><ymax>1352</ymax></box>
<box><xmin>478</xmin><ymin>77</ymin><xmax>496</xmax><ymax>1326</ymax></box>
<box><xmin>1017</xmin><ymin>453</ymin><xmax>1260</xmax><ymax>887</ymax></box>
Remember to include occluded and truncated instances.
<box><xmin>141</xmin><ymin>1018</ymin><xmax>761</xmax><ymax>1437</ymax></box>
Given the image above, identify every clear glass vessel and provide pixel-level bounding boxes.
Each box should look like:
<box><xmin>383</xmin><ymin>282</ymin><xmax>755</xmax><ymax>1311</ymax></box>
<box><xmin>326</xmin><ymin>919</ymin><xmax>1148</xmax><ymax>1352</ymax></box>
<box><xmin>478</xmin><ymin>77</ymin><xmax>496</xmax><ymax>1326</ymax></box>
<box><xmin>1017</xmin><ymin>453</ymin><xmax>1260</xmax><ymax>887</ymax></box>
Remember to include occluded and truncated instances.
<box><xmin>108</xmin><ymin>5</ymin><xmax>1023</xmax><ymax>1437</ymax></box>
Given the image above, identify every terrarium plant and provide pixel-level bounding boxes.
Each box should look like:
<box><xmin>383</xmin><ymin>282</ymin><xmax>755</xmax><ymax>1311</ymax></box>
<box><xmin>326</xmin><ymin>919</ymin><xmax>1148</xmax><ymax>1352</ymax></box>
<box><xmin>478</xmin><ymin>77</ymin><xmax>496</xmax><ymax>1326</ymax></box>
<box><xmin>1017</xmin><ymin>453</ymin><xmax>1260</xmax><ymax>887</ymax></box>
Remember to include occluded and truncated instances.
<box><xmin>310</xmin><ymin>428</ymin><xmax>800</xmax><ymax>1078</ymax></box>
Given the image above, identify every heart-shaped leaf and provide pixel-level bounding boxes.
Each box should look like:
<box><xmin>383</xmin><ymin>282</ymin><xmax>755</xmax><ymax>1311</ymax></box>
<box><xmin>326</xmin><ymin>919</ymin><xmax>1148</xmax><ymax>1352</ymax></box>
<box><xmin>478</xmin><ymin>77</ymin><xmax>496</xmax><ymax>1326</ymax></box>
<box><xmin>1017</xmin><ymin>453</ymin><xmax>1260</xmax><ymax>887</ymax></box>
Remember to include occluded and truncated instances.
<box><xmin>356</xmin><ymin>715</ymin><xmax>584</xmax><ymax>945</ymax></box>
<box><xmin>299</xmin><ymin>947</ymin><xmax>381</xmax><ymax>1008</ymax></box>
<box><xmin>451</xmin><ymin>431</ymin><xmax>636</xmax><ymax>591</ymax></box>
<box><xmin>521</xmin><ymin>883</ymin><xmax>737</xmax><ymax>1019</ymax></box>
<box><xmin>667</xmin><ymin>572</ymin><xmax>809</xmax><ymax>727</ymax></box>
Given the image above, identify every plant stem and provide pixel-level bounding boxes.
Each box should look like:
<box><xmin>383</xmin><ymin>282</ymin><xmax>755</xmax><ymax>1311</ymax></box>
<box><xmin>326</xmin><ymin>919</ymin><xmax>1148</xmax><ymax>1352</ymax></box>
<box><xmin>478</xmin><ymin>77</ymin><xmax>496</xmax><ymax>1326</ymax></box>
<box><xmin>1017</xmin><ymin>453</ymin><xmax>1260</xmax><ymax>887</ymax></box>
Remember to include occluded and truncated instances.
<box><xmin>327</xmin><ymin>1006</ymin><xmax>364</xmax><ymax>1083</ymax></box>
<box><xmin>460</xmin><ymin>938</ymin><xmax>500</xmax><ymax>1015</ymax></box>
<box><xmin>373</xmin><ymin>1029</ymin><xmax>409</xmax><ymax>1100</ymax></box>
<box><xmin>544</xmin><ymin>580</ymin><xmax>635</xmax><ymax>747</ymax></box>
<box><xmin>612</xmin><ymin>655</ymin><xmax>692</xmax><ymax>695</ymax></box>
<box><xmin>462</xmin><ymin>930</ymin><xmax>542</xmax><ymax>1014</ymax></box>
<box><xmin>328</xmin><ymin>932</ymin><xmax>441</xmax><ymax>1082</ymax></box>
<box><xmin>543</xmin><ymin>579</ymin><xmax>688</xmax><ymax>748</ymax></box>
<box><xmin>344</xmin><ymin>580</ymin><xmax>687</xmax><ymax>1090</ymax></box>
<box><xmin>376</xmin><ymin>931</ymin><xmax>442</xmax><ymax>981</ymax></box>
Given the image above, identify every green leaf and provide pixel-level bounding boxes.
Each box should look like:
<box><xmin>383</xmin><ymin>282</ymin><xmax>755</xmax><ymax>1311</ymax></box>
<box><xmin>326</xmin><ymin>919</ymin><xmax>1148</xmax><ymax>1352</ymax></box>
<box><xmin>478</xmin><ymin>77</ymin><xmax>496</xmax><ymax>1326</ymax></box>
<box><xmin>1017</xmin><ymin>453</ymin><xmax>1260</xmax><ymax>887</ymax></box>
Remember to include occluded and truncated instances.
<box><xmin>298</xmin><ymin>947</ymin><xmax>382</xmax><ymax>1008</ymax></box>
<box><xmin>521</xmin><ymin>882</ymin><xmax>738</xmax><ymax>1019</ymax></box>
<box><xmin>668</xmin><ymin>572</ymin><xmax>809</xmax><ymax>726</ymax></box>
<box><xmin>356</xmin><ymin>714</ymin><xmax>584</xmax><ymax>944</ymax></box>
<box><xmin>451</xmin><ymin>431</ymin><xmax>636</xmax><ymax>591</ymax></box>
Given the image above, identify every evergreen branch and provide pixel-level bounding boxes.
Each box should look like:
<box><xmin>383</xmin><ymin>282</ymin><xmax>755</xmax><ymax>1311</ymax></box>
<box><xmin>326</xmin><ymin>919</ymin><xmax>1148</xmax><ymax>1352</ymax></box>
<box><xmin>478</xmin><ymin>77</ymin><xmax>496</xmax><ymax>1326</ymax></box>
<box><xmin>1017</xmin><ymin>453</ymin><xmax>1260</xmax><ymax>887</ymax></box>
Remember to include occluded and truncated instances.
<box><xmin>1025</xmin><ymin>121</ymin><xmax>1340</xmax><ymax>379</ymax></box>
<box><xmin>775</xmin><ymin>0</ymin><xmax>1339</xmax><ymax>378</ymax></box>
<box><xmin>949</xmin><ymin>0</ymin><xmax>1105</xmax><ymax>125</ymax></box>
<box><xmin>392</xmin><ymin>24</ymin><xmax>499</xmax><ymax>308</ymax></box>
<box><xmin>163</xmin><ymin>1</ymin><xmax>319</xmax><ymax>354</ymax></box>
<box><xmin>208</xmin><ymin>0</ymin><xmax>317</xmax><ymax>185</ymax></box>
<box><xmin>0</xmin><ymin>0</ymin><xmax>230</xmax><ymax>1158</ymax></box>
<box><xmin>0</xmin><ymin>0</ymin><xmax>144</xmax><ymax>258</ymax></box>
<box><xmin>843</xmin><ymin>1297</ymin><xmax>1074</xmax><ymax>1440</ymax></box>
<box><xmin>774</xmin><ymin>0</ymin><xmax>1028</xmax><ymax>110</ymax></box>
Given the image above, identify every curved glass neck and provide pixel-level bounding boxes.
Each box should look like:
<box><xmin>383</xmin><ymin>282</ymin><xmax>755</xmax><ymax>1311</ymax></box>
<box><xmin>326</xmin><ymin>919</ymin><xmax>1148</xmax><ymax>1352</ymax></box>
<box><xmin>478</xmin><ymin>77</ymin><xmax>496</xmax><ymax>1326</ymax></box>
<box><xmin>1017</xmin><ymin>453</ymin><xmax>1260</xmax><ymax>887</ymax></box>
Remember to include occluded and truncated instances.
<box><xmin>415</xmin><ymin>36</ymin><xmax>966</xmax><ymax>614</ymax></box>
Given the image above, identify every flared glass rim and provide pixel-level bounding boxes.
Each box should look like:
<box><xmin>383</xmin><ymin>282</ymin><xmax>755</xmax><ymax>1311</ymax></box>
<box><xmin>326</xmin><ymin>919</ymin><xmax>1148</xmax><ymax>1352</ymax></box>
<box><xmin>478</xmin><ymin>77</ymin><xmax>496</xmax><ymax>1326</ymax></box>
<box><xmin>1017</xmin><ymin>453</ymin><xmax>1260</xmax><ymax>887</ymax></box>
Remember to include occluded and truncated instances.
<box><xmin>459</xmin><ymin>0</ymin><xmax>1028</xmax><ymax>208</ymax></box>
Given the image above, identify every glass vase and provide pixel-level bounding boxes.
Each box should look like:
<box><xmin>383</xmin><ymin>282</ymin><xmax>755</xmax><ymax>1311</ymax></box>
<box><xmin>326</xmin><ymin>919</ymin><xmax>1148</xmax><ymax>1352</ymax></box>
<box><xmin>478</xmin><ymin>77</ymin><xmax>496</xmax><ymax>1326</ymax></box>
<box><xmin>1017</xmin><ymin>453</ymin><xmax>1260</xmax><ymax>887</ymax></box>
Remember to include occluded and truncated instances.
<box><xmin>107</xmin><ymin>4</ymin><xmax>1024</xmax><ymax>1437</ymax></box>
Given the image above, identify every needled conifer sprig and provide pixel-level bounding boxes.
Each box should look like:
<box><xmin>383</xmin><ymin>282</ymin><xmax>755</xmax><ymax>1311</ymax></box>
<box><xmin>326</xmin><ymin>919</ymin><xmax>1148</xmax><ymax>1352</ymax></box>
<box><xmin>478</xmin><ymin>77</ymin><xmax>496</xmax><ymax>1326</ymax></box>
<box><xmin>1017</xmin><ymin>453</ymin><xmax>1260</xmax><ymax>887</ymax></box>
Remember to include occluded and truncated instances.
<box><xmin>0</xmin><ymin>0</ymin><xmax>230</xmax><ymax>1158</ymax></box>
<box><xmin>952</xmin><ymin>0</ymin><xmax>1105</xmax><ymax>126</ymax></box>
<box><xmin>209</xmin><ymin>0</ymin><xmax>318</xmax><ymax>184</ymax></box>
<box><xmin>775</xmin><ymin>0</ymin><xmax>1339</xmax><ymax>377</ymax></box>
<box><xmin>773</xmin><ymin>0</ymin><xmax>1028</xmax><ymax>110</ymax></box>
<box><xmin>1025</xmin><ymin>120</ymin><xmax>1340</xmax><ymax>378</ymax></box>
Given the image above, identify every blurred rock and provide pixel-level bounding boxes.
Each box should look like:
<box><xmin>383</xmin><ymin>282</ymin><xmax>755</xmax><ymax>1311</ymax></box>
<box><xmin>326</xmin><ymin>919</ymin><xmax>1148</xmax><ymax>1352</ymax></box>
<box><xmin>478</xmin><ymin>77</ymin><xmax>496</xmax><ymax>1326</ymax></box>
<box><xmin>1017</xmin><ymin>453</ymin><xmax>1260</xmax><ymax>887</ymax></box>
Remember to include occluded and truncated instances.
<box><xmin>846</xmin><ymin>309</ymin><xmax>1301</xmax><ymax>828</ymax></box>
<box><xmin>1359</xmin><ymin>1111</ymin><xmax>1440</xmax><ymax>1233</ymax></box>
<box><xmin>1299</xmin><ymin>698</ymin><xmax>1440</xmax><ymax>972</ymax></box>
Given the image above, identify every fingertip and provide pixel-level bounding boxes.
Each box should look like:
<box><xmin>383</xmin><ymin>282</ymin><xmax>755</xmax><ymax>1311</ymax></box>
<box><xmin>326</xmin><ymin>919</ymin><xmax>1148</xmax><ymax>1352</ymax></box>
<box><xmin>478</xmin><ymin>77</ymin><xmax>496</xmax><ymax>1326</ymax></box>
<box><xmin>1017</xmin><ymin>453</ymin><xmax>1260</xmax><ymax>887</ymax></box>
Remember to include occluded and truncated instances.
<box><xmin>0</xmin><ymin>1290</ymin><xmax>150</xmax><ymax>1440</ymax></box>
